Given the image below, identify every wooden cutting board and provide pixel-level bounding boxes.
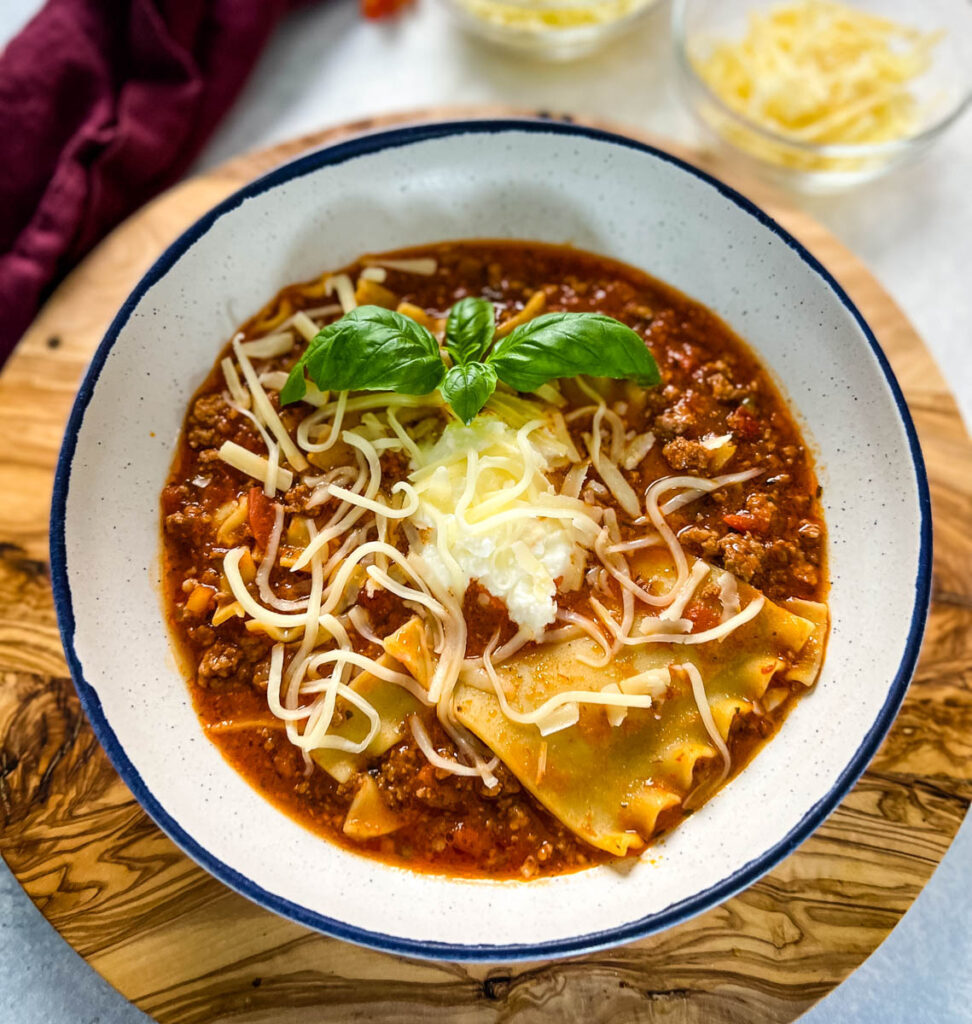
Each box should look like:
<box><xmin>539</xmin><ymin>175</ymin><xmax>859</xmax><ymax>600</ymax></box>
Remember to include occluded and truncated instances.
<box><xmin>1</xmin><ymin>109</ymin><xmax>970</xmax><ymax>1024</ymax></box>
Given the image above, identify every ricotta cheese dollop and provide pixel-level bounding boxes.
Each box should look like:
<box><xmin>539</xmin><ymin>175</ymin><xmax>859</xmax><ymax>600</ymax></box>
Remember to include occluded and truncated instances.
<box><xmin>407</xmin><ymin>411</ymin><xmax>588</xmax><ymax>639</ymax></box>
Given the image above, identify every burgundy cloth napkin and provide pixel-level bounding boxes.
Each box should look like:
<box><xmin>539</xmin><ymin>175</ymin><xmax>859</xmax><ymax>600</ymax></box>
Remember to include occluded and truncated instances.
<box><xmin>0</xmin><ymin>0</ymin><xmax>296</xmax><ymax>361</ymax></box>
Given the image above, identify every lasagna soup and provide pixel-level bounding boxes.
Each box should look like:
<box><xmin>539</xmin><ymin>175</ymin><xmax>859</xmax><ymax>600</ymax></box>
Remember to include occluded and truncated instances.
<box><xmin>161</xmin><ymin>241</ymin><xmax>828</xmax><ymax>878</ymax></box>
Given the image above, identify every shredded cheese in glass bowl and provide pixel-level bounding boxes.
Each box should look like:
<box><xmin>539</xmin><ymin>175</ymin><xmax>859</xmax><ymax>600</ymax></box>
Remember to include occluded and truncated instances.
<box><xmin>673</xmin><ymin>0</ymin><xmax>972</xmax><ymax>191</ymax></box>
<box><xmin>441</xmin><ymin>0</ymin><xmax>662</xmax><ymax>60</ymax></box>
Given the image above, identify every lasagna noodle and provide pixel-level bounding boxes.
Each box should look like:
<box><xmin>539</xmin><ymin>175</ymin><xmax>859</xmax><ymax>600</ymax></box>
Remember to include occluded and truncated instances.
<box><xmin>311</xmin><ymin>654</ymin><xmax>424</xmax><ymax>784</ymax></box>
<box><xmin>453</xmin><ymin>564</ymin><xmax>820</xmax><ymax>856</ymax></box>
<box><xmin>310</xmin><ymin>620</ymin><xmax>432</xmax><ymax>783</ymax></box>
<box><xmin>782</xmin><ymin>597</ymin><xmax>829</xmax><ymax>685</ymax></box>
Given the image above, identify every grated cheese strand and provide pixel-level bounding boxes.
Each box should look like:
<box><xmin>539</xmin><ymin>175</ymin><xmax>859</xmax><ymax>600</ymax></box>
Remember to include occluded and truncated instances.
<box><xmin>481</xmin><ymin>635</ymin><xmax>652</xmax><ymax>734</ymax></box>
<box><xmin>326</xmin><ymin>274</ymin><xmax>357</xmax><ymax>313</ymax></box>
<box><xmin>232</xmin><ymin>335</ymin><xmax>308</xmax><ymax>472</ymax></box>
<box><xmin>364</xmin><ymin>256</ymin><xmax>438</xmax><ymax>275</ymax></box>
<box><xmin>221</xmin><ymin>357</ymin><xmax>250</xmax><ymax>409</ymax></box>
<box><xmin>683</xmin><ymin>663</ymin><xmax>731</xmax><ymax>785</ymax></box>
<box><xmin>409</xmin><ymin>715</ymin><xmax>495</xmax><ymax>778</ymax></box>
<box><xmin>290</xmin><ymin>312</ymin><xmax>320</xmax><ymax>343</ymax></box>
<box><xmin>240</xmin><ymin>333</ymin><xmax>295</xmax><ymax>359</ymax></box>
<box><xmin>218</xmin><ymin>441</ymin><xmax>293</xmax><ymax>491</ymax></box>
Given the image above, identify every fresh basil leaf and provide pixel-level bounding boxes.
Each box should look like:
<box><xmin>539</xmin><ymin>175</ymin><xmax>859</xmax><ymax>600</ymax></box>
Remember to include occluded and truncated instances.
<box><xmin>445</xmin><ymin>296</ymin><xmax>494</xmax><ymax>367</ymax></box>
<box><xmin>280</xmin><ymin>363</ymin><xmax>308</xmax><ymax>405</ymax></box>
<box><xmin>440</xmin><ymin>362</ymin><xmax>497</xmax><ymax>424</ymax></box>
<box><xmin>280</xmin><ymin>305</ymin><xmax>444</xmax><ymax>405</ymax></box>
<box><xmin>487</xmin><ymin>312</ymin><xmax>660</xmax><ymax>393</ymax></box>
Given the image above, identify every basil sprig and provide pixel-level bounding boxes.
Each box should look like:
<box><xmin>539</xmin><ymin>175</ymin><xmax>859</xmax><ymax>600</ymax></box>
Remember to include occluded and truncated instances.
<box><xmin>489</xmin><ymin>313</ymin><xmax>660</xmax><ymax>393</ymax></box>
<box><xmin>280</xmin><ymin>306</ymin><xmax>444</xmax><ymax>405</ymax></box>
<box><xmin>444</xmin><ymin>296</ymin><xmax>494</xmax><ymax>367</ymax></box>
<box><xmin>440</xmin><ymin>361</ymin><xmax>498</xmax><ymax>425</ymax></box>
<box><xmin>281</xmin><ymin>298</ymin><xmax>659</xmax><ymax>423</ymax></box>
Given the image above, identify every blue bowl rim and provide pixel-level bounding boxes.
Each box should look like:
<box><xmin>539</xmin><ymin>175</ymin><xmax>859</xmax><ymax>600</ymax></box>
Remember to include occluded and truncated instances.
<box><xmin>48</xmin><ymin>116</ymin><xmax>932</xmax><ymax>963</ymax></box>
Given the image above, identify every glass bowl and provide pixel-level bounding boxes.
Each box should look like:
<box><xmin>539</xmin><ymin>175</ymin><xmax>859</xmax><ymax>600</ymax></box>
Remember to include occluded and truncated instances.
<box><xmin>442</xmin><ymin>0</ymin><xmax>662</xmax><ymax>61</ymax></box>
<box><xmin>672</xmin><ymin>0</ymin><xmax>972</xmax><ymax>192</ymax></box>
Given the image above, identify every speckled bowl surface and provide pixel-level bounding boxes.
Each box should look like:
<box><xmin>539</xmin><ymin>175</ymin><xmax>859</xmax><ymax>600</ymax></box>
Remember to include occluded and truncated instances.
<box><xmin>50</xmin><ymin>119</ymin><xmax>931</xmax><ymax>961</ymax></box>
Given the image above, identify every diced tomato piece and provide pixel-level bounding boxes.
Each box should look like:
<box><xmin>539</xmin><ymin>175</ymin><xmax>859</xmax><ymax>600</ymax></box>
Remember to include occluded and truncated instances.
<box><xmin>361</xmin><ymin>0</ymin><xmax>413</xmax><ymax>19</ymax></box>
<box><xmin>684</xmin><ymin>601</ymin><xmax>721</xmax><ymax>632</ymax></box>
<box><xmin>248</xmin><ymin>486</ymin><xmax>278</xmax><ymax>550</ymax></box>
<box><xmin>723</xmin><ymin>511</ymin><xmax>772</xmax><ymax>535</ymax></box>
<box><xmin>451</xmin><ymin>821</ymin><xmax>491</xmax><ymax>858</ymax></box>
<box><xmin>727</xmin><ymin>405</ymin><xmax>760</xmax><ymax>441</ymax></box>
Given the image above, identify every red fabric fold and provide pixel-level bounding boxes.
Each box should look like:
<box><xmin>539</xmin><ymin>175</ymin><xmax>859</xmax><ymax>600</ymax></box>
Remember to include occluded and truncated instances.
<box><xmin>0</xmin><ymin>0</ymin><xmax>295</xmax><ymax>360</ymax></box>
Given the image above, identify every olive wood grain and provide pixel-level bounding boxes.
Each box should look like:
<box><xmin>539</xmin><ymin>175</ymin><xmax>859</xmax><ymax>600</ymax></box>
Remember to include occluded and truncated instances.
<box><xmin>1</xmin><ymin>108</ymin><xmax>969</xmax><ymax>1024</ymax></box>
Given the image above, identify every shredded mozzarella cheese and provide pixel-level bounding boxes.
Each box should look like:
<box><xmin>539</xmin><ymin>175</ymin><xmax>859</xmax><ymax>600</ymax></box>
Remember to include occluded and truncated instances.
<box><xmin>240</xmin><ymin>333</ymin><xmax>295</xmax><ymax>359</ymax></box>
<box><xmin>364</xmin><ymin>256</ymin><xmax>438</xmax><ymax>275</ymax></box>
<box><xmin>217</xmin><ymin>441</ymin><xmax>293</xmax><ymax>491</ymax></box>
<box><xmin>693</xmin><ymin>0</ymin><xmax>942</xmax><ymax>149</ymax></box>
<box><xmin>221</xmin><ymin>357</ymin><xmax>250</xmax><ymax>409</ymax></box>
<box><xmin>232</xmin><ymin>336</ymin><xmax>308</xmax><ymax>472</ymax></box>
<box><xmin>325</xmin><ymin>274</ymin><xmax>357</xmax><ymax>313</ymax></box>
<box><xmin>683</xmin><ymin>663</ymin><xmax>731</xmax><ymax>784</ymax></box>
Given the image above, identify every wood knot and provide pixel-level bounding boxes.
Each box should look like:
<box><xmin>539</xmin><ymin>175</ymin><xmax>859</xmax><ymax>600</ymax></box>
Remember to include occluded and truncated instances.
<box><xmin>482</xmin><ymin>973</ymin><xmax>511</xmax><ymax>1001</ymax></box>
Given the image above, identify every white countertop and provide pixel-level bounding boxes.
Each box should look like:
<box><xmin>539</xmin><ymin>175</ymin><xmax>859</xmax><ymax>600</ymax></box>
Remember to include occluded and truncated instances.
<box><xmin>1</xmin><ymin>1</ymin><xmax>970</xmax><ymax>1021</ymax></box>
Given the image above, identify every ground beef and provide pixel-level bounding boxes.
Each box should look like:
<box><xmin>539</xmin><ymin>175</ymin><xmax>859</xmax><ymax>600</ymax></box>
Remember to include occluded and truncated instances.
<box><xmin>412</xmin><ymin>765</ymin><xmax>467</xmax><ymax>811</ymax></box>
<box><xmin>702</xmin><ymin>360</ymin><xmax>752</xmax><ymax>403</ymax></box>
<box><xmin>767</xmin><ymin>539</ymin><xmax>819</xmax><ymax>587</ymax></box>
<box><xmin>251</xmin><ymin>657</ymin><xmax>272</xmax><ymax>691</ymax></box>
<box><xmin>798</xmin><ymin>519</ymin><xmax>823</xmax><ymax>556</ymax></box>
<box><xmin>663</xmin><ymin>436</ymin><xmax>711</xmax><ymax>472</ymax></box>
<box><xmin>791</xmin><ymin>560</ymin><xmax>819</xmax><ymax>587</ymax></box>
<box><xmin>187</xmin><ymin>393</ymin><xmax>235</xmax><ymax>449</ymax></box>
<box><xmin>654</xmin><ymin>395</ymin><xmax>700</xmax><ymax>436</ymax></box>
<box><xmin>463</xmin><ymin>582</ymin><xmax>517</xmax><ymax>658</ymax></box>
<box><xmin>379</xmin><ymin>730</ymin><xmax>522</xmax><ymax>812</ymax></box>
<box><xmin>161</xmin><ymin>483</ymin><xmax>190</xmax><ymax>515</ymax></box>
<box><xmin>192</xmin><ymin>393</ymin><xmax>228</xmax><ymax>426</ymax></box>
<box><xmin>197</xmin><ymin>632</ymin><xmax>269</xmax><ymax>687</ymax></box>
<box><xmin>283</xmin><ymin>483</ymin><xmax>313</xmax><ymax>514</ymax></box>
<box><xmin>718</xmin><ymin>532</ymin><xmax>766</xmax><ymax>581</ymax></box>
<box><xmin>724</xmin><ymin>492</ymin><xmax>778</xmax><ymax>534</ymax></box>
<box><xmin>187</xmin><ymin>425</ymin><xmax>216</xmax><ymax>449</ymax></box>
<box><xmin>380</xmin><ymin>450</ymin><xmax>411</xmax><ymax>482</ymax></box>
<box><xmin>164</xmin><ymin>504</ymin><xmax>212</xmax><ymax>545</ymax></box>
<box><xmin>745</xmin><ymin>492</ymin><xmax>777</xmax><ymax>524</ymax></box>
<box><xmin>708</xmin><ymin>373</ymin><xmax>737</xmax><ymax>401</ymax></box>
<box><xmin>679</xmin><ymin>523</ymin><xmax>722</xmax><ymax>558</ymax></box>
<box><xmin>198</xmin><ymin>640</ymin><xmax>241</xmax><ymax>681</ymax></box>
<box><xmin>355</xmin><ymin>587</ymin><xmax>412</xmax><ymax>641</ymax></box>
<box><xmin>371</xmin><ymin>729</ymin><xmax>565</xmax><ymax>873</ymax></box>
<box><xmin>186</xmin><ymin>623</ymin><xmax>215</xmax><ymax>646</ymax></box>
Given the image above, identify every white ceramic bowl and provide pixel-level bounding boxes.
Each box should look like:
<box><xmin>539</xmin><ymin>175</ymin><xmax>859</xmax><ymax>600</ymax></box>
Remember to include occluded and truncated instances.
<box><xmin>50</xmin><ymin>119</ymin><xmax>931</xmax><ymax>961</ymax></box>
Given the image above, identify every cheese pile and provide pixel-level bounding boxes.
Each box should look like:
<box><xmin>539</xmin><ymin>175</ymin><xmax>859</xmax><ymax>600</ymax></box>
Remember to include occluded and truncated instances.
<box><xmin>408</xmin><ymin>411</ymin><xmax>592</xmax><ymax>639</ymax></box>
<box><xmin>693</xmin><ymin>0</ymin><xmax>942</xmax><ymax>147</ymax></box>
